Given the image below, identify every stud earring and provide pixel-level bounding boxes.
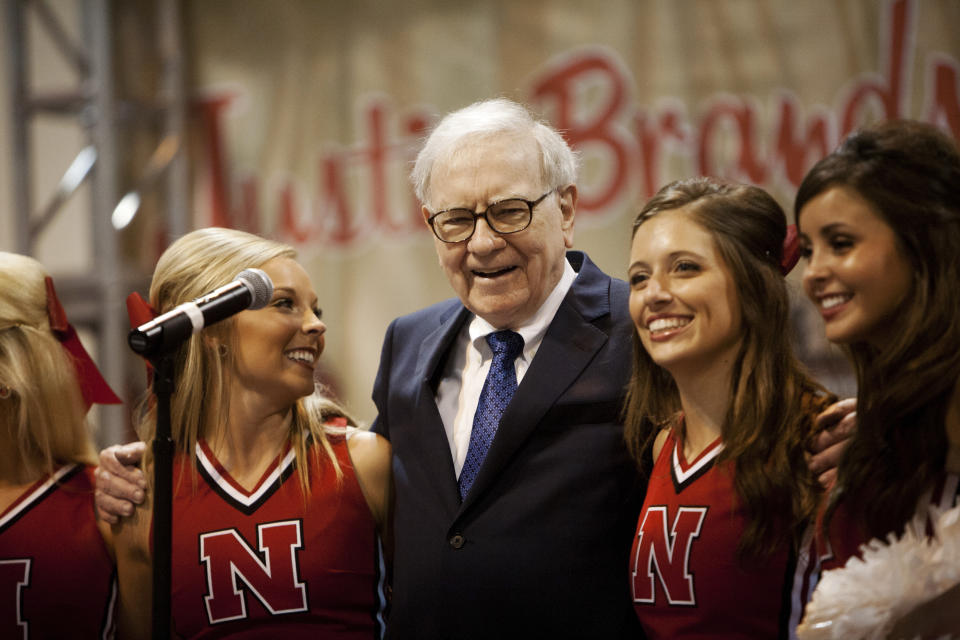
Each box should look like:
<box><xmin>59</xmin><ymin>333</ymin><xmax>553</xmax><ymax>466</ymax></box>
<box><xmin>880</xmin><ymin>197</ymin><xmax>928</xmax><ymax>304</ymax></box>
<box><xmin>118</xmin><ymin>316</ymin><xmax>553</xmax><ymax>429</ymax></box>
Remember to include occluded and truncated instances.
<box><xmin>218</xmin><ymin>343</ymin><xmax>229</xmax><ymax>358</ymax></box>
<box><xmin>0</xmin><ymin>385</ymin><xmax>11</xmax><ymax>399</ymax></box>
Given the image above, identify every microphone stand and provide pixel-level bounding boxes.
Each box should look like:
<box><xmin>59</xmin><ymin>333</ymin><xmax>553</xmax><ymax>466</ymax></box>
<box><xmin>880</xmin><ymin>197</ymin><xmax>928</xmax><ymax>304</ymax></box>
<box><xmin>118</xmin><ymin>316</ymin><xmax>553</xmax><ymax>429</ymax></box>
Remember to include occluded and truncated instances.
<box><xmin>126</xmin><ymin>269</ymin><xmax>272</xmax><ymax>639</ymax></box>
<box><xmin>150</xmin><ymin>354</ymin><xmax>174</xmax><ymax>640</ymax></box>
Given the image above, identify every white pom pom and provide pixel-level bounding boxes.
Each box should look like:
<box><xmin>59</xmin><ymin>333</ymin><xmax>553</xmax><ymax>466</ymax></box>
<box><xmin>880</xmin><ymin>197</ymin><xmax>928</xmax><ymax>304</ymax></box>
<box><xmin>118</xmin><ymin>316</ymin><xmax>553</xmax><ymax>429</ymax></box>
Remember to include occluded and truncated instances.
<box><xmin>797</xmin><ymin>503</ymin><xmax>960</xmax><ymax>640</ymax></box>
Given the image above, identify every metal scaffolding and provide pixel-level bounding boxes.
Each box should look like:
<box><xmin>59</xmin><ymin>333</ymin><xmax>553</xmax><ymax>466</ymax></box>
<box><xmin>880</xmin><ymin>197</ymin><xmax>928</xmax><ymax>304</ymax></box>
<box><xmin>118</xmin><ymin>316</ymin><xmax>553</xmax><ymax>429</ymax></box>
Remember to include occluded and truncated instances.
<box><xmin>3</xmin><ymin>0</ymin><xmax>190</xmax><ymax>446</ymax></box>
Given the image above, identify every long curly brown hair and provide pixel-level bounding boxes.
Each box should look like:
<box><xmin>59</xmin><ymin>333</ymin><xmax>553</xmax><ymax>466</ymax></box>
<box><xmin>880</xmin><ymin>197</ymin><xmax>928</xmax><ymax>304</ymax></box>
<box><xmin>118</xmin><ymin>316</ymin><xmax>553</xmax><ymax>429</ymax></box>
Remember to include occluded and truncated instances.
<box><xmin>795</xmin><ymin>120</ymin><xmax>960</xmax><ymax>539</ymax></box>
<box><xmin>624</xmin><ymin>177</ymin><xmax>833</xmax><ymax>563</ymax></box>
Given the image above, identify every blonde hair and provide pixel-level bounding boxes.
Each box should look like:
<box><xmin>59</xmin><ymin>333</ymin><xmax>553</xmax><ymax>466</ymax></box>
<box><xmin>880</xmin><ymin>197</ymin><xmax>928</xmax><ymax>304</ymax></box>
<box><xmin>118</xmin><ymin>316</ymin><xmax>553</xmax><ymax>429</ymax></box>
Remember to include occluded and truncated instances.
<box><xmin>0</xmin><ymin>252</ymin><xmax>95</xmax><ymax>481</ymax></box>
<box><xmin>137</xmin><ymin>228</ymin><xmax>351</xmax><ymax>490</ymax></box>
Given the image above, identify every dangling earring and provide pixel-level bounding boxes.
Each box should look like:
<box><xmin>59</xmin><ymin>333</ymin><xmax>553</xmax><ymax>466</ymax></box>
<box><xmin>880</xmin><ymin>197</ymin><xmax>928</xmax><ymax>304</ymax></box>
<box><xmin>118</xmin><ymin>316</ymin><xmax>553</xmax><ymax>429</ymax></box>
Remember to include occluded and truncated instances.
<box><xmin>0</xmin><ymin>385</ymin><xmax>11</xmax><ymax>399</ymax></box>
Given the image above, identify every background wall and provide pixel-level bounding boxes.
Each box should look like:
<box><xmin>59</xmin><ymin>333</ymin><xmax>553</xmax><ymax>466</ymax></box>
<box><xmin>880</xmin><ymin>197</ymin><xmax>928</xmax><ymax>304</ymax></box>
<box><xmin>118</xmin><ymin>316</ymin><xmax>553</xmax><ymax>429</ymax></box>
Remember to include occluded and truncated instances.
<box><xmin>2</xmin><ymin>0</ymin><xmax>958</xmax><ymax>433</ymax></box>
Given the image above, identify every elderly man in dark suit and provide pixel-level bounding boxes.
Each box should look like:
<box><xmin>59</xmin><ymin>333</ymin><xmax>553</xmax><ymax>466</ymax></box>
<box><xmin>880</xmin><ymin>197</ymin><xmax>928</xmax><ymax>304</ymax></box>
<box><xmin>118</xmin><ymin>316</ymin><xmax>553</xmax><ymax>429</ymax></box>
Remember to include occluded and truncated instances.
<box><xmin>373</xmin><ymin>98</ymin><xmax>644</xmax><ymax>638</ymax></box>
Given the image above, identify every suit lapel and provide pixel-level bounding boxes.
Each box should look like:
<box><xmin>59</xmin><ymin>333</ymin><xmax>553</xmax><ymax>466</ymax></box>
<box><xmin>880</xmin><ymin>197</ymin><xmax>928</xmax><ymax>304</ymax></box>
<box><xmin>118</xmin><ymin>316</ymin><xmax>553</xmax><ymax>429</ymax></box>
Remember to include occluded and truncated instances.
<box><xmin>413</xmin><ymin>304</ymin><xmax>471</xmax><ymax>511</ymax></box>
<box><xmin>458</xmin><ymin>254</ymin><xmax>612</xmax><ymax>513</ymax></box>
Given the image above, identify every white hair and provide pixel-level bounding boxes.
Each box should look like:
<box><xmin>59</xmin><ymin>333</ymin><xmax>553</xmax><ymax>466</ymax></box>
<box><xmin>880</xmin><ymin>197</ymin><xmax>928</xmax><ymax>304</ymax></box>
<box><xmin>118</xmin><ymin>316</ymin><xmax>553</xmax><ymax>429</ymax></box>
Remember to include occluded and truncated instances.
<box><xmin>411</xmin><ymin>98</ymin><xmax>580</xmax><ymax>208</ymax></box>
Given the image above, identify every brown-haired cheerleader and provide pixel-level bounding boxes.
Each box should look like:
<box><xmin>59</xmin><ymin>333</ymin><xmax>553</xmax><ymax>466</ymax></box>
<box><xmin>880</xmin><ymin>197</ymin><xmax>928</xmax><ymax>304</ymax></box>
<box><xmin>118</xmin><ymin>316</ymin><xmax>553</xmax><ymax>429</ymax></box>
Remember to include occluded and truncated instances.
<box><xmin>625</xmin><ymin>177</ymin><xmax>834</xmax><ymax>637</ymax></box>
<box><xmin>797</xmin><ymin>120</ymin><xmax>960</xmax><ymax>639</ymax></box>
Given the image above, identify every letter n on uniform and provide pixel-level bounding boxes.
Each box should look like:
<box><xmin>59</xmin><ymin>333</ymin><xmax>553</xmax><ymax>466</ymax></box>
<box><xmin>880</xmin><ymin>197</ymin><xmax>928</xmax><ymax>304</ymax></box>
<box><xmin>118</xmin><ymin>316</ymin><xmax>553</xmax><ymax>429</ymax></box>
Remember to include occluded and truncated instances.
<box><xmin>631</xmin><ymin>506</ymin><xmax>706</xmax><ymax>605</ymax></box>
<box><xmin>0</xmin><ymin>559</ymin><xmax>31</xmax><ymax>638</ymax></box>
<box><xmin>200</xmin><ymin>520</ymin><xmax>307</xmax><ymax>623</ymax></box>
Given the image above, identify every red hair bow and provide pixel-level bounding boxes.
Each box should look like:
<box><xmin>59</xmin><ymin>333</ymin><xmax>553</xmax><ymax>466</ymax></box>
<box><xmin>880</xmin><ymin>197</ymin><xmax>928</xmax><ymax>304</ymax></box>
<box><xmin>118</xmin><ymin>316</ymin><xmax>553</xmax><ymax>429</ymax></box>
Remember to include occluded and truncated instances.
<box><xmin>780</xmin><ymin>224</ymin><xmax>801</xmax><ymax>276</ymax></box>
<box><xmin>126</xmin><ymin>291</ymin><xmax>158</xmax><ymax>330</ymax></box>
<box><xmin>45</xmin><ymin>277</ymin><xmax>122</xmax><ymax>408</ymax></box>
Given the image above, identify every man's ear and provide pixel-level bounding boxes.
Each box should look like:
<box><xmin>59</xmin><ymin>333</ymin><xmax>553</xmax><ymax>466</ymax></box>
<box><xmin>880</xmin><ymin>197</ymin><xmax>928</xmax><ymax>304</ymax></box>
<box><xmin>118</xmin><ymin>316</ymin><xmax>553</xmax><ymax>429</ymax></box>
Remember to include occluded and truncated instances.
<box><xmin>558</xmin><ymin>185</ymin><xmax>578</xmax><ymax>248</ymax></box>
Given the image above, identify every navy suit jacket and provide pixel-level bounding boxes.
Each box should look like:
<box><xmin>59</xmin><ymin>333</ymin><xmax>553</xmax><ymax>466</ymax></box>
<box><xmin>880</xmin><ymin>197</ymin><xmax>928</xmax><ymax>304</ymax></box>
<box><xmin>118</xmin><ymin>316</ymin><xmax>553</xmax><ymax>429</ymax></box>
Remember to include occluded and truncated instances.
<box><xmin>372</xmin><ymin>251</ymin><xmax>645</xmax><ymax>638</ymax></box>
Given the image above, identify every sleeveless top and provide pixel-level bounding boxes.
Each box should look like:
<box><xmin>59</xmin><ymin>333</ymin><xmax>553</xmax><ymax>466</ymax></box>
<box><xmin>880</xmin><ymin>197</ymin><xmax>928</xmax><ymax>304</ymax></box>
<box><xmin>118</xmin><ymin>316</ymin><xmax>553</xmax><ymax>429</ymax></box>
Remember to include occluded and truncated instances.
<box><xmin>1</xmin><ymin>464</ymin><xmax>117</xmax><ymax>639</ymax></box>
<box><xmin>816</xmin><ymin>472</ymin><xmax>960</xmax><ymax>571</ymax></box>
<box><xmin>630</xmin><ymin>430</ymin><xmax>813</xmax><ymax>639</ymax></box>
<box><xmin>168</xmin><ymin>434</ymin><xmax>385</xmax><ymax>639</ymax></box>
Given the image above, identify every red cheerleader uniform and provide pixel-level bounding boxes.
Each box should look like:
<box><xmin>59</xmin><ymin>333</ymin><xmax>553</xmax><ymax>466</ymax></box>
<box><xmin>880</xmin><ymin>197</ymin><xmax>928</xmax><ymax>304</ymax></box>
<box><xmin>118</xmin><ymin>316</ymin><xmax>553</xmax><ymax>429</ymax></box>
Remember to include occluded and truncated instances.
<box><xmin>0</xmin><ymin>464</ymin><xmax>117</xmax><ymax>639</ymax></box>
<box><xmin>629</xmin><ymin>431</ymin><xmax>814</xmax><ymax>639</ymax></box>
<box><xmin>168</xmin><ymin>434</ymin><xmax>385</xmax><ymax>639</ymax></box>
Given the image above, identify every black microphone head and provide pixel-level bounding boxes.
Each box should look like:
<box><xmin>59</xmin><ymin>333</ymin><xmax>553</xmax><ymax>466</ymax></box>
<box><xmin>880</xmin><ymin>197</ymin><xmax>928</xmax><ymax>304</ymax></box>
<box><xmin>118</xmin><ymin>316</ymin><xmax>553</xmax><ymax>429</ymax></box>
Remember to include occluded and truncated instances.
<box><xmin>237</xmin><ymin>268</ymin><xmax>273</xmax><ymax>309</ymax></box>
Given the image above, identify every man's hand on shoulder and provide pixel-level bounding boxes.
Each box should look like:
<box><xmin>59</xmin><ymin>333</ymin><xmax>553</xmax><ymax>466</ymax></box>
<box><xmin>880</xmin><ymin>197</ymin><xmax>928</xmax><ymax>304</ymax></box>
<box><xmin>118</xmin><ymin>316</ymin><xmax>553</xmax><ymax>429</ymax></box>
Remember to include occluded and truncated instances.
<box><xmin>95</xmin><ymin>442</ymin><xmax>147</xmax><ymax>523</ymax></box>
<box><xmin>808</xmin><ymin>398</ymin><xmax>857</xmax><ymax>488</ymax></box>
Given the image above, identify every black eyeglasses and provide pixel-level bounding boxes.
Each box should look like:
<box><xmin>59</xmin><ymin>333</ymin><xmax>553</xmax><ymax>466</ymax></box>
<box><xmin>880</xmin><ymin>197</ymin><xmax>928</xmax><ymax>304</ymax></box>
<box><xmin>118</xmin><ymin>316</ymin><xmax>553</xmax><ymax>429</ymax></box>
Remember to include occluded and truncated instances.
<box><xmin>426</xmin><ymin>190</ymin><xmax>555</xmax><ymax>243</ymax></box>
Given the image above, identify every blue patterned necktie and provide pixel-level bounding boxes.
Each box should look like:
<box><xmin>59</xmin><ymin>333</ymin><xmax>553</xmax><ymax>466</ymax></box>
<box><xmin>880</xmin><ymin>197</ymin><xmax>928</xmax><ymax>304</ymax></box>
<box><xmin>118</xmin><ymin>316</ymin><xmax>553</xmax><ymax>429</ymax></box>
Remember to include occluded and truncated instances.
<box><xmin>458</xmin><ymin>330</ymin><xmax>525</xmax><ymax>500</ymax></box>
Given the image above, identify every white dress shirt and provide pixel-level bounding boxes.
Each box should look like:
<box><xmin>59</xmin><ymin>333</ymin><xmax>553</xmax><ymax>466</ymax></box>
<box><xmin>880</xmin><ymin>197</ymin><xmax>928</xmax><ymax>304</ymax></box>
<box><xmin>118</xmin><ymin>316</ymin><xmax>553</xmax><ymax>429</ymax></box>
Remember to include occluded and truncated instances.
<box><xmin>435</xmin><ymin>258</ymin><xmax>578</xmax><ymax>477</ymax></box>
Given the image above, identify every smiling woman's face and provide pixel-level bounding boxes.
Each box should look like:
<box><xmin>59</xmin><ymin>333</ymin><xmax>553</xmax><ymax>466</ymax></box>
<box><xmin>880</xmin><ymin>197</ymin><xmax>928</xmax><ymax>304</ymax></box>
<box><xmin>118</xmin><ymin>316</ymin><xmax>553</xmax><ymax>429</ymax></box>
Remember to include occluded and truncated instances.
<box><xmin>229</xmin><ymin>256</ymin><xmax>326</xmax><ymax>406</ymax></box>
<box><xmin>627</xmin><ymin>207</ymin><xmax>742</xmax><ymax>373</ymax></box>
<box><xmin>799</xmin><ymin>185</ymin><xmax>912</xmax><ymax>347</ymax></box>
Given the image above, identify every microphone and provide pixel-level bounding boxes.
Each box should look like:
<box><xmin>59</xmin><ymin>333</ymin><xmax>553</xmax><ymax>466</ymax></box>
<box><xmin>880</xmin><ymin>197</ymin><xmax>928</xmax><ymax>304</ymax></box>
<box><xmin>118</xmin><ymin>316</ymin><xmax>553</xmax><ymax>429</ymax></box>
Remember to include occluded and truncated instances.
<box><xmin>128</xmin><ymin>268</ymin><xmax>274</xmax><ymax>357</ymax></box>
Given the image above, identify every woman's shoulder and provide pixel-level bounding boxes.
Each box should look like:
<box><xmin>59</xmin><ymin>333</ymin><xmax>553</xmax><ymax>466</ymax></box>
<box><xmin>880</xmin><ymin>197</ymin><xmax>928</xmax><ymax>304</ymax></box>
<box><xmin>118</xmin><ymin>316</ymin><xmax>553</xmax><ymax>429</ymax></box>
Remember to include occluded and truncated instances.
<box><xmin>345</xmin><ymin>429</ymin><xmax>392</xmax><ymax>530</ymax></box>
<box><xmin>346</xmin><ymin>429</ymin><xmax>391</xmax><ymax>463</ymax></box>
<box><xmin>317</xmin><ymin>427</ymin><xmax>391</xmax><ymax>474</ymax></box>
<box><xmin>651</xmin><ymin>428</ymin><xmax>673</xmax><ymax>462</ymax></box>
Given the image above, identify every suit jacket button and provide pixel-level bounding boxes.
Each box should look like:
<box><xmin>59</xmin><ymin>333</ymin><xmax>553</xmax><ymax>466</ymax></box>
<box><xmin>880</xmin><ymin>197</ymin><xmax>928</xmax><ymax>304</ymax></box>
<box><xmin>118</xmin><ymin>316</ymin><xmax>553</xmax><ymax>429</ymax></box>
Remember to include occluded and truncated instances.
<box><xmin>449</xmin><ymin>534</ymin><xmax>465</xmax><ymax>549</ymax></box>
